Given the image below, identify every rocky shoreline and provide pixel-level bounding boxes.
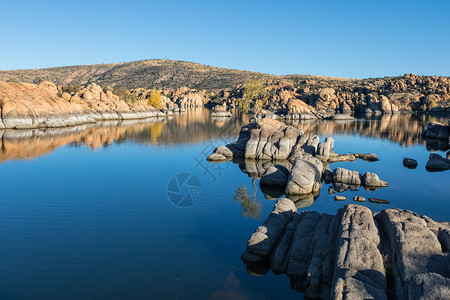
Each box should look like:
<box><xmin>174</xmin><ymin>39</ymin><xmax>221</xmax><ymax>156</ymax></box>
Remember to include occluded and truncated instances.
<box><xmin>208</xmin><ymin>118</ymin><xmax>391</xmax><ymax>205</ymax></box>
<box><xmin>242</xmin><ymin>200</ymin><xmax>450</xmax><ymax>300</ymax></box>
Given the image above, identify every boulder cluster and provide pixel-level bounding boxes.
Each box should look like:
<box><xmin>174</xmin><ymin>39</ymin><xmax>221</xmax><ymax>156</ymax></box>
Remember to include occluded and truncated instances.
<box><xmin>242</xmin><ymin>200</ymin><xmax>450</xmax><ymax>300</ymax></box>
<box><xmin>214</xmin><ymin>74</ymin><xmax>450</xmax><ymax>115</ymax></box>
<box><xmin>208</xmin><ymin>118</ymin><xmax>387</xmax><ymax>202</ymax></box>
<box><xmin>0</xmin><ymin>81</ymin><xmax>174</xmax><ymax>129</ymax></box>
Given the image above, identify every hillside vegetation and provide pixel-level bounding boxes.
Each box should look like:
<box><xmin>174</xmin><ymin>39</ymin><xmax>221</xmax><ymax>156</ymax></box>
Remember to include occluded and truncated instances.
<box><xmin>0</xmin><ymin>59</ymin><xmax>352</xmax><ymax>90</ymax></box>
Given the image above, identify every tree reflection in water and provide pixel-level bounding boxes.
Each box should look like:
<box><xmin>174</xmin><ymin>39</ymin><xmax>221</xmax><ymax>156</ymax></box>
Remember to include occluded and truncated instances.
<box><xmin>233</xmin><ymin>179</ymin><xmax>263</xmax><ymax>219</ymax></box>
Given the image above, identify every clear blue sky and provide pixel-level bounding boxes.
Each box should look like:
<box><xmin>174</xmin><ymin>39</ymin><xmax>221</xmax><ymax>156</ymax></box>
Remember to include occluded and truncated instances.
<box><xmin>1</xmin><ymin>0</ymin><xmax>449</xmax><ymax>78</ymax></box>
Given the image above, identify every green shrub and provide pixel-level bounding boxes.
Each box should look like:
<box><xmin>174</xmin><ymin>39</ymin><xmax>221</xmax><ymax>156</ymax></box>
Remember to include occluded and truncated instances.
<box><xmin>112</xmin><ymin>86</ymin><xmax>138</xmax><ymax>103</ymax></box>
<box><xmin>237</xmin><ymin>80</ymin><xmax>268</xmax><ymax>113</ymax></box>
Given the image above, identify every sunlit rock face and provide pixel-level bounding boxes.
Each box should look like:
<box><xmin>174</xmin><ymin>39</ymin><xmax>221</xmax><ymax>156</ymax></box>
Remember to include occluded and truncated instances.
<box><xmin>242</xmin><ymin>200</ymin><xmax>450</xmax><ymax>300</ymax></box>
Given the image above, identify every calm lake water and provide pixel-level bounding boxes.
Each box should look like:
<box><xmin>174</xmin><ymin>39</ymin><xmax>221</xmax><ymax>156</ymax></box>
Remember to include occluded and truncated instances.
<box><xmin>0</xmin><ymin>110</ymin><xmax>448</xmax><ymax>299</ymax></box>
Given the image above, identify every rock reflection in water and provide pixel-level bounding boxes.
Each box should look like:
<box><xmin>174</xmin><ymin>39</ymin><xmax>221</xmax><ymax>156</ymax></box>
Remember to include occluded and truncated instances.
<box><xmin>288</xmin><ymin>113</ymin><xmax>449</xmax><ymax>149</ymax></box>
<box><xmin>233</xmin><ymin>158</ymin><xmax>319</xmax><ymax>209</ymax></box>
<box><xmin>0</xmin><ymin>109</ymin><xmax>248</xmax><ymax>164</ymax></box>
<box><xmin>0</xmin><ymin>111</ymin><xmax>447</xmax><ymax>164</ymax></box>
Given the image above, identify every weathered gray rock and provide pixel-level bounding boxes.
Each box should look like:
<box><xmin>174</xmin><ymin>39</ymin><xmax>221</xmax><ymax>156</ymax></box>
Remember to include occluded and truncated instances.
<box><xmin>354</xmin><ymin>153</ymin><xmax>379</xmax><ymax>161</ymax></box>
<box><xmin>260</xmin><ymin>165</ymin><xmax>289</xmax><ymax>187</ymax></box>
<box><xmin>376</xmin><ymin>209</ymin><xmax>449</xmax><ymax>299</ymax></box>
<box><xmin>425</xmin><ymin>153</ymin><xmax>450</xmax><ymax>171</ymax></box>
<box><xmin>243</xmin><ymin>204</ymin><xmax>450</xmax><ymax>300</ymax></box>
<box><xmin>286</xmin><ymin>211</ymin><xmax>321</xmax><ymax>277</ymax></box>
<box><xmin>316</xmin><ymin>137</ymin><xmax>335</xmax><ymax>160</ymax></box>
<box><xmin>331</xmin><ymin>205</ymin><xmax>387</xmax><ymax>300</ymax></box>
<box><xmin>369</xmin><ymin>197</ymin><xmax>390</xmax><ymax>204</ymax></box>
<box><xmin>206</xmin><ymin>152</ymin><xmax>227</xmax><ymax>161</ymax></box>
<box><xmin>285</xmin><ymin>156</ymin><xmax>324</xmax><ymax>195</ymax></box>
<box><xmin>403</xmin><ymin>158</ymin><xmax>418</xmax><ymax>169</ymax></box>
<box><xmin>244</xmin><ymin>118</ymin><xmax>304</xmax><ymax>160</ymax></box>
<box><xmin>333</xmin><ymin>167</ymin><xmax>362</xmax><ymax>185</ymax></box>
<box><xmin>362</xmin><ymin>172</ymin><xmax>388</xmax><ymax>187</ymax></box>
<box><xmin>304</xmin><ymin>214</ymin><xmax>335</xmax><ymax>299</ymax></box>
<box><xmin>243</xmin><ymin>198</ymin><xmax>297</xmax><ymax>261</ymax></box>
<box><xmin>409</xmin><ymin>272</ymin><xmax>450</xmax><ymax>300</ymax></box>
<box><xmin>214</xmin><ymin>145</ymin><xmax>234</xmax><ymax>157</ymax></box>
<box><xmin>271</xmin><ymin>214</ymin><xmax>301</xmax><ymax>274</ymax></box>
<box><xmin>328</xmin><ymin>153</ymin><xmax>356</xmax><ymax>162</ymax></box>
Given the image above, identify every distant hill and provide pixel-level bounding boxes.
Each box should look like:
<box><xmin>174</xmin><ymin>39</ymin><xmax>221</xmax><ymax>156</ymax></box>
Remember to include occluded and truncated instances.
<box><xmin>0</xmin><ymin>59</ymin><xmax>352</xmax><ymax>90</ymax></box>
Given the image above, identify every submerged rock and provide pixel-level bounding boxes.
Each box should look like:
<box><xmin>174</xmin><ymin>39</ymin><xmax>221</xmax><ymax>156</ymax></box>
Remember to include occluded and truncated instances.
<box><xmin>403</xmin><ymin>158</ymin><xmax>418</xmax><ymax>169</ymax></box>
<box><xmin>368</xmin><ymin>197</ymin><xmax>390</xmax><ymax>204</ymax></box>
<box><xmin>425</xmin><ymin>153</ymin><xmax>450</xmax><ymax>171</ymax></box>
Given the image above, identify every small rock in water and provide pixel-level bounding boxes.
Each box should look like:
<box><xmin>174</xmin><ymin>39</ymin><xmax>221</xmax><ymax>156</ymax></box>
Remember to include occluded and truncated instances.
<box><xmin>206</xmin><ymin>153</ymin><xmax>227</xmax><ymax>161</ymax></box>
<box><xmin>403</xmin><ymin>158</ymin><xmax>418</xmax><ymax>169</ymax></box>
<box><xmin>354</xmin><ymin>153</ymin><xmax>379</xmax><ymax>161</ymax></box>
<box><xmin>369</xmin><ymin>197</ymin><xmax>389</xmax><ymax>204</ymax></box>
<box><xmin>334</xmin><ymin>195</ymin><xmax>346</xmax><ymax>201</ymax></box>
<box><xmin>353</xmin><ymin>196</ymin><xmax>366</xmax><ymax>202</ymax></box>
<box><xmin>328</xmin><ymin>186</ymin><xmax>335</xmax><ymax>194</ymax></box>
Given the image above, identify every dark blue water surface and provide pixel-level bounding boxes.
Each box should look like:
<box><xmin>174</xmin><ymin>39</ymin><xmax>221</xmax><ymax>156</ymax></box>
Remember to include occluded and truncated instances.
<box><xmin>0</xmin><ymin>110</ymin><xmax>448</xmax><ymax>299</ymax></box>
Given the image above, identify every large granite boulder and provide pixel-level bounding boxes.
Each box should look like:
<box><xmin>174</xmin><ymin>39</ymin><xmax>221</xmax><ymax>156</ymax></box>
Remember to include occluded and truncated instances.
<box><xmin>260</xmin><ymin>165</ymin><xmax>290</xmax><ymax>187</ymax></box>
<box><xmin>376</xmin><ymin>209</ymin><xmax>449</xmax><ymax>299</ymax></box>
<box><xmin>331</xmin><ymin>205</ymin><xmax>388</xmax><ymax>300</ymax></box>
<box><xmin>285</xmin><ymin>156</ymin><xmax>324</xmax><ymax>195</ymax></box>
<box><xmin>243</xmin><ymin>203</ymin><xmax>450</xmax><ymax>299</ymax></box>
<box><xmin>244</xmin><ymin>118</ymin><xmax>303</xmax><ymax>160</ymax></box>
<box><xmin>362</xmin><ymin>172</ymin><xmax>388</xmax><ymax>187</ymax></box>
<box><xmin>332</xmin><ymin>167</ymin><xmax>362</xmax><ymax>186</ymax></box>
<box><xmin>242</xmin><ymin>198</ymin><xmax>297</xmax><ymax>262</ymax></box>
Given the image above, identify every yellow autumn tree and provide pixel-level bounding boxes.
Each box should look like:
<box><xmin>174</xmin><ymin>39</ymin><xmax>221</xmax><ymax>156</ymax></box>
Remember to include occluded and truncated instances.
<box><xmin>147</xmin><ymin>89</ymin><xmax>163</xmax><ymax>109</ymax></box>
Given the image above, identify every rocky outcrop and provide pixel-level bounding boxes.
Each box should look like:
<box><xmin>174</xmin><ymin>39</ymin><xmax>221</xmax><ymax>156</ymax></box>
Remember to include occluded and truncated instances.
<box><xmin>259</xmin><ymin>165</ymin><xmax>290</xmax><ymax>188</ymax></box>
<box><xmin>242</xmin><ymin>201</ymin><xmax>450</xmax><ymax>300</ymax></box>
<box><xmin>0</xmin><ymin>81</ymin><xmax>172</xmax><ymax>129</ymax></box>
<box><xmin>376</xmin><ymin>209</ymin><xmax>450</xmax><ymax>299</ymax></box>
<box><xmin>241</xmin><ymin>198</ymin><xmax>297</xmax><ymax>262</ymax></box>
<box><xmin>209</xmin><ymin>118</ymin><xmax>379</xmax><ymax>164</ymax></box>
<box><xmin>332</xmin><ymin>167</ymin><xmax>388</xmax><ymax>188</ymax></box>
